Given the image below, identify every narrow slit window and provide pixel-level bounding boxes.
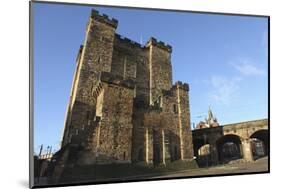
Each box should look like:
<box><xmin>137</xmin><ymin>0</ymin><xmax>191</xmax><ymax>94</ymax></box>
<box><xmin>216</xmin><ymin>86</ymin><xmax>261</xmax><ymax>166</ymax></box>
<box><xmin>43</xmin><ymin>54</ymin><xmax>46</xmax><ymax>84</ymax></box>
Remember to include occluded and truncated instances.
<box><xmin>173</xmin><ymin>104</ymin><xmax>177</xmax><ymax>114</ymax></box>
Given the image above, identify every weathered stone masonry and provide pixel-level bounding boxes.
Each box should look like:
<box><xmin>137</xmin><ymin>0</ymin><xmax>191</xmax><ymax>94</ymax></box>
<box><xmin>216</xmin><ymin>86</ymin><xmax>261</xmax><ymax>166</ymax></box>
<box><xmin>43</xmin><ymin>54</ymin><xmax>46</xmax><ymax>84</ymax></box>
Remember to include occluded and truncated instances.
<box><xmin>60</xmin><ymin>9</ymin><xmax>194</xmax><ymax>166</ymax></box>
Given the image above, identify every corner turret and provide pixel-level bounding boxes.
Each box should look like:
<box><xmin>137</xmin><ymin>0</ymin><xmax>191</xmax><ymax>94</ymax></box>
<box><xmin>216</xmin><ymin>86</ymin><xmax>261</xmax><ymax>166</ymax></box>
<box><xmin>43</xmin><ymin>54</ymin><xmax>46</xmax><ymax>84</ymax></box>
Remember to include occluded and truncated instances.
<box><xmin>174</xmin><ymin>81</ymin><xmax>189</xmax><ymax>91</ymax></box>
<box><xmin>91</xmin><ymin>9</ymin><xmax>118</xmax><ymax>28</ymax></box>
<box><xmin>145</xmin><ymin>37</ymin><xmax>172</xmax><ymax>52</ymax></box>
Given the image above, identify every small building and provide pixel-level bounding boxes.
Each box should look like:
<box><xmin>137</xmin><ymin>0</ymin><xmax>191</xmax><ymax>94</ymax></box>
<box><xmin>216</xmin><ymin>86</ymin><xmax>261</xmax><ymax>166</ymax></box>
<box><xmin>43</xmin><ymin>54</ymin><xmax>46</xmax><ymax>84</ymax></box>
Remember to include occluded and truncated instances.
<box><xmin>195</xmin><ymin>107</ymin><xmax>219</xmax><ymax>129</ymax></box>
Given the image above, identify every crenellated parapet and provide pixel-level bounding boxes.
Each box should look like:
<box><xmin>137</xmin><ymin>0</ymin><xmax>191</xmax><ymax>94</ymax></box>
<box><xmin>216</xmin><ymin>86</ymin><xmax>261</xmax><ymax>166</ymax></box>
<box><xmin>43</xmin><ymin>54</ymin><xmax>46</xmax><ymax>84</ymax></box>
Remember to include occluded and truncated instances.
<box><xmin>91</xmin><ymin>9</ymin><xmax>118</xmax><ymax>28</ymax></box>
<box><xmin>145</xmin><ymin>37</ymin><xmax>172</xmax><ymax>52</ymax></box>
<box><xmin>161</xmin><ymin>81</ymin><xmax>189</xmax><ymax>97</ymax></box>
<box><xmin>173</xmin><ymin>81</ymin><xmax>189</xmax><ymax>91</ymax></box>
<box><xmin>115</xmin><ymin>34</ymin><xmax>144</xmax><ymax>49</ymax></box>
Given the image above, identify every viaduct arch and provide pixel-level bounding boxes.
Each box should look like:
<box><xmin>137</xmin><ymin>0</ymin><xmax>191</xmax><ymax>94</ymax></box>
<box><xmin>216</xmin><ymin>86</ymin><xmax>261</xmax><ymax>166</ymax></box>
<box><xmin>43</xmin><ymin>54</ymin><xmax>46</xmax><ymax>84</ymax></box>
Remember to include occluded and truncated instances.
<box><xmin>192</xmin><ymin>119</ymin><xmax>268</xmax><ymax>167</ymax></box>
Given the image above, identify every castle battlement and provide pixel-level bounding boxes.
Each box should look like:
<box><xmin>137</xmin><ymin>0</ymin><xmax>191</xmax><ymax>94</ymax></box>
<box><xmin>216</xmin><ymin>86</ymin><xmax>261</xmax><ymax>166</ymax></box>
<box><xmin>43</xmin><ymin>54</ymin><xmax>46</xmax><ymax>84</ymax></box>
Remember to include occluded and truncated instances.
<box><xmin>91</xmin><ymin>9</ymin><xmax>118</xmax><ymax>28</ymax></box>
<box><xmin>146</xmin><ymin>37</ymin><xmax>172</xmax><ymax>52</ymax></box>
<box><xmin>173</xmin><ymin>81</ymin><xmax>189</xmax><ymax>91</ymax></box>
<box><xmin>115</xmin><ymin>34</ymin><xmax>144</xmax><ymax>49</ymax></box>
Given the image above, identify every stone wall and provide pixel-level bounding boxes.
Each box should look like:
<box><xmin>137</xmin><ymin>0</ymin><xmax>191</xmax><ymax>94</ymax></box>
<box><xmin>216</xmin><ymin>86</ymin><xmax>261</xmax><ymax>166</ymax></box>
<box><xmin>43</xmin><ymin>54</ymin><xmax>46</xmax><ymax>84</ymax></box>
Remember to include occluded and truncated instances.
<box><xmin>96</xmin><ymin>77</ymin><xmax>135</xmax><ymax>163</ymax></box>
<box><xmin>131</xmin><ymin>81</ymin><xmax>194</xmax><ymax>165</ymax></box>
<box><xmin>174</xmin><ymin>82</ymin><xmax>194</xmax><ymax>160</ymax></box>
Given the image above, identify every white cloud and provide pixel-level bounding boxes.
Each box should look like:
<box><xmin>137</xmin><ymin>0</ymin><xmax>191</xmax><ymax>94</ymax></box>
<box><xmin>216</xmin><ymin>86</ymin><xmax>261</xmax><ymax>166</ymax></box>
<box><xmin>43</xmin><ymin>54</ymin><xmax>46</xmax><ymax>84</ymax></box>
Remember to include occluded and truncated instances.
<box><xmin>205</xmin><ymin>57</ymin><xmax>266</xmax><ymax>105</ymax></box>
<box><xmin>208</xmin><ymin>75</ymin><xmax>241</xmax><ymax>105</ymax></box>
<box><xmin>230</xmin><ymin>59</ymin><xmax>266</xmax><ymax>76</ymax></box>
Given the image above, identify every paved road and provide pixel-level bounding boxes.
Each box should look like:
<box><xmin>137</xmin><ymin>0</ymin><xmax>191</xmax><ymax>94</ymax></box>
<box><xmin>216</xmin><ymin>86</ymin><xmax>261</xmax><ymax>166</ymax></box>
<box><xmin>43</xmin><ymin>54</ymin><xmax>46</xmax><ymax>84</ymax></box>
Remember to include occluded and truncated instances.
<box><xmin>85</xmin><ymin>157</ymin><xmax>268</xmax><ymax>183</ymax></box>
<box><xmin>151</xmin><ymin>157</ymin><xmax>268</xmax><ymax>179</ymax></box>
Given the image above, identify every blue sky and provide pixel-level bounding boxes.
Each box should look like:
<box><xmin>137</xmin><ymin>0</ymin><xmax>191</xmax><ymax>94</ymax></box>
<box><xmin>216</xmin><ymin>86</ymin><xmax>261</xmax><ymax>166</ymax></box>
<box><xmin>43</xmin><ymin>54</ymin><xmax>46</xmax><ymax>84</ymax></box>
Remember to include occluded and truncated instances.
<box><xmin>33</xmin><ymin>2</ymin><xmax>268</xmax><ymax>154</ymax></box>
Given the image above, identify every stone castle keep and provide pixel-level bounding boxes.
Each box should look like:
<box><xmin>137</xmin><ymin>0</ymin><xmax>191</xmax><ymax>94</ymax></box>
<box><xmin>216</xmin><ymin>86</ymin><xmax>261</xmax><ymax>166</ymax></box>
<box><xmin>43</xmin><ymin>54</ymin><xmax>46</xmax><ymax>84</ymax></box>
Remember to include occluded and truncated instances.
<box><xmin>60</xmin><ymin>9</ymin><xmax>194</xmax><ymax>166</ymax></box>
<box><xmin>33</xmin><ymin>9</ymin><xmax>268</xmax><ymax>185</ymax></box>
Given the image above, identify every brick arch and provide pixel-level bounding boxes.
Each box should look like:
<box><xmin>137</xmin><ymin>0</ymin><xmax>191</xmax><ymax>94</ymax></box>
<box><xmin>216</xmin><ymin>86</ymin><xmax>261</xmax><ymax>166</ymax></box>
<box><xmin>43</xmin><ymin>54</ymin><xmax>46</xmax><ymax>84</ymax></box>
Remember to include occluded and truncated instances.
<box><xmin>250</xmin><ymin>129</ymin><xmax>268</xmax><ymax>138</ymax></box>
<box><xmin>248</xmin><ymin>127</ymin><xmax>268</xmax><ymax>140</ymax></box>
<box><xmin>222</xmin><ymin>121</ymin><xmax>268</xmax><ymax>140</ymax></box>
<box><xmin>216</xmin><ymin>134</ymin><xmax>243</xmax><ymax>163</ymax></box>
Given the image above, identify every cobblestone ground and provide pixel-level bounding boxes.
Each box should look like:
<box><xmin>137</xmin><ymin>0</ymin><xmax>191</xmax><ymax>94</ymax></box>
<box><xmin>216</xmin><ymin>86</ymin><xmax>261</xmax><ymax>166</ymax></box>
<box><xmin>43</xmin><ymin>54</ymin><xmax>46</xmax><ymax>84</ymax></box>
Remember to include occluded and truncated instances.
<box><xmin>150</xmin><ymin>156</ymin><xmax>268</xmax><ymax>179</ymax></box>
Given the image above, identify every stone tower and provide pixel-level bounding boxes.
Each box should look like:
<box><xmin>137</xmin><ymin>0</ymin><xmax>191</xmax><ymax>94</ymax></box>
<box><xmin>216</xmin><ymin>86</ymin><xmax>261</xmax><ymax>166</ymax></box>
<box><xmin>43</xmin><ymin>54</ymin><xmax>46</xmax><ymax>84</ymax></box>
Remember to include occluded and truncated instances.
<box><xmin>146</xmin><ymin>37</ymin><xmax>172</xmax><ymax>105</ymax></box>
<box><xmin>61</xmin><ymin>10</ymin><xmax>118</xmax><ymax>146</ymax></box>
<box><xmin>60</xmin><ymin>9</ymin><xmax>194</xmax><ymax>166</ymax></box>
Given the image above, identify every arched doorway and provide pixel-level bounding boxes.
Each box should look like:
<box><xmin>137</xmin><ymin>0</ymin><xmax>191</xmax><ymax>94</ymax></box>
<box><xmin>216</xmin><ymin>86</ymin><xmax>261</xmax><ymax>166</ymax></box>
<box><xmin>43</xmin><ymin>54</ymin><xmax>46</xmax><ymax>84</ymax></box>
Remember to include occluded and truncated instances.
<box><xmin>197</xmin><ymin>144</ymin><xmax>212</xmax><ymax>167</ymax></box>
<box><xmin>250</xmin><ymin>129</ymin><xmax>268</xmax><ymax>160</ymax></box>
<box><xmin>193</xmin><ymin>138</ymin><xmax>212</xmax><ymax>167</ymax></box>
<box><xmin>193</xmin><ymin>138</ymin><xmax>206</xmax><ymax>158</ymax></box>
<box><xmin>216</xmin><ymin>134</ymin><xmax>243</xmax><ymax>164</ymax></box>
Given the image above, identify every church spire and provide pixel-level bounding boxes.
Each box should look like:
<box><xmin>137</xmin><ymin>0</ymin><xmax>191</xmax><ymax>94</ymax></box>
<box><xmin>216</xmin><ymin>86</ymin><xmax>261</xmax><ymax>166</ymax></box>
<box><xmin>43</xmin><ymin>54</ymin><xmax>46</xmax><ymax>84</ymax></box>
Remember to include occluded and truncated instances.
<box><xmin>208</xmin><ymin>106</ymin><xmax>214</xmax><ymax>120</ymax></box>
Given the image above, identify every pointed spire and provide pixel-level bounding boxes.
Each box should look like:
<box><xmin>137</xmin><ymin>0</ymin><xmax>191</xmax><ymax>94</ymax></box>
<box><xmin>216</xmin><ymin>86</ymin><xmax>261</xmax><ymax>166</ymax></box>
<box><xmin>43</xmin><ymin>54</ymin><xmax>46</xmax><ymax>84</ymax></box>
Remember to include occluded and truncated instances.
<box><xmin>208</xmin><ymin>106</ymin><xmax>213</xmax><ymax>120</ymax></box>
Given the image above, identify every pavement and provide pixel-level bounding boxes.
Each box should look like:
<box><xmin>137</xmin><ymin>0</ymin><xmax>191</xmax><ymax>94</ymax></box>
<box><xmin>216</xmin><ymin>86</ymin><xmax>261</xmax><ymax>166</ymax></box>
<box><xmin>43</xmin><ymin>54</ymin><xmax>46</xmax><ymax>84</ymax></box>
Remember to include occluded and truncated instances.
<box><xmin>149</xmin><ymin>156</ymin><xmax>268</xmax><ymax>179</ymax></box>
<box><xmin>66</xmin><ymin>157</ymin><xmax>269</xmax><ymax>184</ymax></box>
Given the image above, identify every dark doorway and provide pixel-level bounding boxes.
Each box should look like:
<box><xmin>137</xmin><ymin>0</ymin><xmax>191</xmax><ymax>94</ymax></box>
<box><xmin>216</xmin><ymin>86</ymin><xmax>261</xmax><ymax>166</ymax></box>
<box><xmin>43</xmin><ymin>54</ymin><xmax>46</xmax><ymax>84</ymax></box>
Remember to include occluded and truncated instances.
<box><xmin>169</xmin><ymin>131</ymin><xmax>180</xmax><ymax>161</ymax></box>
<box><xmin>152</xmin><ymin>129</ymin><xmax>161</xmax><ymax>165</ymax></box>
<box><xmin>138</xmin><ymin>148</ymin><xmax>143</xmax><ymax>161</ymax></box>
<box><xmin>173</xmin><ymin>146</ymin><xmax>178</xmax><ymax>161</ymax></box>
<box><xmin>250</xmin><ymin>129</ymin><xmax>268</xmax><ymax>160</ymax></box>
<box><xmin>216</xmin><ymin>134</ymin><xmax>242</xmax><ymax>164</ymax></box>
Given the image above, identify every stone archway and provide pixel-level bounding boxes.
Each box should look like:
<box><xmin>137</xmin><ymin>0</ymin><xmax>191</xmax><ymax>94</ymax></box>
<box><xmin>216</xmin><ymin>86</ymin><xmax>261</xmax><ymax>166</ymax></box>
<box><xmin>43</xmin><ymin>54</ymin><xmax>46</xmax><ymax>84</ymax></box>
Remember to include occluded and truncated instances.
<box><xmin>193</xmin><ymin>138</ymin><xmax>206</xmax><ymax>158</ymax></box>
<box><xmin>250</xmin><ymin>129</ymin><xmax>268</xmax><ymax>159</ymax></box>
<box><xmin>193</xmin><ymin>138</ymin><xmax>213</xmax><ymax>167</ymax></box>
<box><xmin>216</xmin><ymin>134</ymin><xmax>243</xmax><ymax>164</ymax></box>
